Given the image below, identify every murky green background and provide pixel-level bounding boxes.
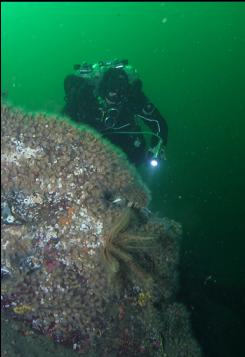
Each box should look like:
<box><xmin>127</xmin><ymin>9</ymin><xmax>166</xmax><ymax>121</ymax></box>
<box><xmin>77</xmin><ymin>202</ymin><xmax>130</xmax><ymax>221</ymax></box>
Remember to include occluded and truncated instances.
<box><xmin>1</xmin><ymin>2</ymin><xmax>245</xmax><ymax>356</ymax></box>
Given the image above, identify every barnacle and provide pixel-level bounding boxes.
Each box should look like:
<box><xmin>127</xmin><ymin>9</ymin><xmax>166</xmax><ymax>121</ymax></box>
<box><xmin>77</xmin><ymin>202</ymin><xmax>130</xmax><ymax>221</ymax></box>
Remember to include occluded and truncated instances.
<box><xmin>101</xmin><ymin>207</ymin><xmax>159</xmax><ymax>287</ymax></box>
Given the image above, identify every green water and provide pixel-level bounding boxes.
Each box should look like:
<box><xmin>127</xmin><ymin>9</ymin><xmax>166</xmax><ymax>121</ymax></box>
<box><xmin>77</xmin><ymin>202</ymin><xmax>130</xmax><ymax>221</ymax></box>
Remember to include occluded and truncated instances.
<box><xmin>1</xmin><ymin>2</ymin><xmax>245</xmax><ymax>356</ymax></box>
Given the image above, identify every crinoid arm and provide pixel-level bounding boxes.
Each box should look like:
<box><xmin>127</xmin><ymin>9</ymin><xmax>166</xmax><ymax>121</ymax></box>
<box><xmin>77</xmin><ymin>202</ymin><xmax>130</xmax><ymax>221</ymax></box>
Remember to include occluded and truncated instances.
<box><xmin>108</xmin><ymin>207</ymin><xmax>132</xmax><ymax>242</ymax></box>
<box><xmin>109</xmin><ymin>245</ymin><xmax>153</xmax><ymax>287</ymax></box>
<box><xmin>103</xmin><ymin>246</ymin><xmax>120</xmax><ymax>274</ymax></box>
<box><xmin>115</xmin><ymin>232</ymin><xmax>160</xmax><ymax>250</ymax></box>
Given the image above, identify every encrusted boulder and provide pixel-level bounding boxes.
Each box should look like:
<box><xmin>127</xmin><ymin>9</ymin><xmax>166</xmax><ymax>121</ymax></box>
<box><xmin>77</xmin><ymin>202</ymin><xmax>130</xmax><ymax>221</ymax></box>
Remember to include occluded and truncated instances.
<box><xmin>1</xmin><ymin>103</ymin><xmax>201</xmax><ymax>356</ymax></box>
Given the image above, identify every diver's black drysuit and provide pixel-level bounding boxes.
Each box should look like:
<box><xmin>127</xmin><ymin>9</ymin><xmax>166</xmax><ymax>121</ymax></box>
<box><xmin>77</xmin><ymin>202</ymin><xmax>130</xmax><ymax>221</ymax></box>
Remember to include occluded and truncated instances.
<box><xmin>63</xmin><ymin>67</ymin><xmax>168</xmax><ymax>166</ymax></box>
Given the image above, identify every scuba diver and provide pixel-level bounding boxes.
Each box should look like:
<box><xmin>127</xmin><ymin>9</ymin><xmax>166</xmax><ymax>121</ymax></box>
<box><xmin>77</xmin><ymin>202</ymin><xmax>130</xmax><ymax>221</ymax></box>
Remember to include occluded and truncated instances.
<box><xmin>62</xmin><ymin>59</ymin><xmax>168</xmax><ymax>168</ymax></box>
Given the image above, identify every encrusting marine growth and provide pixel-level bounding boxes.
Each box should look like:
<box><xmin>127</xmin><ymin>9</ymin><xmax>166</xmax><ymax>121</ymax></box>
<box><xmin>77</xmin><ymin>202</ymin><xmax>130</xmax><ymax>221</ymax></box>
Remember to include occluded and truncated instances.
<box><xmin>1</xmin><ymin>102</ymin><xmax>202</xmax><ymax>356</ymax></box>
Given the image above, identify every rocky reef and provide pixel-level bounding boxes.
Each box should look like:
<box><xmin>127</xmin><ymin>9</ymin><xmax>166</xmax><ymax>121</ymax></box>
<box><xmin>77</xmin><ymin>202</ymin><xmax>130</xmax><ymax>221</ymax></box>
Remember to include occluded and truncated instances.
<box><xmin>1</xmin><ymin>103</ymin><xmax>202</xmax><ymax>356</ymax></box>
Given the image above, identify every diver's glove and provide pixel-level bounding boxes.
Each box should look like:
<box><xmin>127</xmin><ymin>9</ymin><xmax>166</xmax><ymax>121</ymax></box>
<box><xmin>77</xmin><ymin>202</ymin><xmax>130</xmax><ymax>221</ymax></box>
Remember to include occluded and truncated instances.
<box><xmin>146</xmin><ymin>138</ymin><xmax>166</xmax><ymax>167</ymax></box>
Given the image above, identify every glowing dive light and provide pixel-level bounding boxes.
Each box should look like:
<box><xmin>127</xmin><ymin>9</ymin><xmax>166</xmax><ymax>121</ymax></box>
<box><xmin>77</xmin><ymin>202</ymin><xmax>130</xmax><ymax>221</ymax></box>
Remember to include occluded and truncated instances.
<box><xmin>150</xmin><ymin>158</ymin><xmax>159</xmax><ymax>167</ymax></box>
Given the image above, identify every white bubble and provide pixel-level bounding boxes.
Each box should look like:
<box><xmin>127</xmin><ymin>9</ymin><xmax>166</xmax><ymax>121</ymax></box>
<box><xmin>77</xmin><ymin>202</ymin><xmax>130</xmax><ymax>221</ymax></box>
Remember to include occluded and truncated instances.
<box><xmin>161</xmin><ymin>17</ymin><xmax>168</xmax><ymax>24</ymax></box>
